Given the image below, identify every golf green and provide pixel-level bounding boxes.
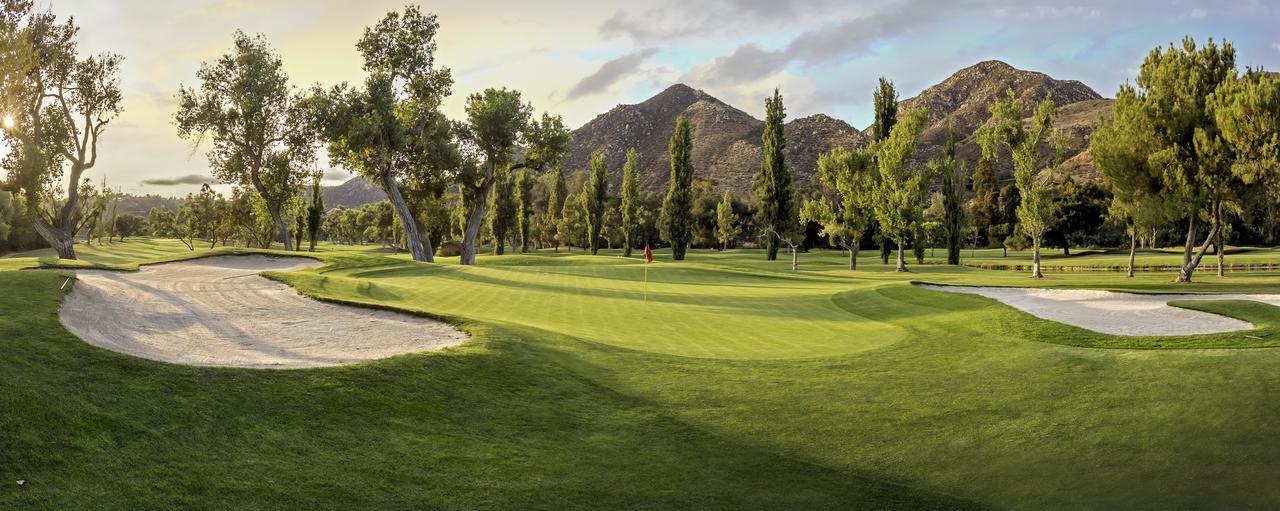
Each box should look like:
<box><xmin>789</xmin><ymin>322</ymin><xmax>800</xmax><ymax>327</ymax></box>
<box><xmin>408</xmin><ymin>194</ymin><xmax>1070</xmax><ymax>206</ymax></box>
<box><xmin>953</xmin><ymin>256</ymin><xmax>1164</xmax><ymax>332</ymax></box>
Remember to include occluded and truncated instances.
<box><xmin>5</xmin><ymin>240</ymin><xmax>1280</xmax><ymax>509</ymax></box>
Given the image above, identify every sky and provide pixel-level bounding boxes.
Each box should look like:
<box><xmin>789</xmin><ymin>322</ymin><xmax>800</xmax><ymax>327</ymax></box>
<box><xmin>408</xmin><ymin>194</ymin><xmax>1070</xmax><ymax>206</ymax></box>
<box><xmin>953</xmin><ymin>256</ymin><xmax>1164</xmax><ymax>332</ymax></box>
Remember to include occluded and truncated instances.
<box><xmin>6</xmin><ymin>0</ymin><xmax>1279</xmax><ymax>196</ymax></box>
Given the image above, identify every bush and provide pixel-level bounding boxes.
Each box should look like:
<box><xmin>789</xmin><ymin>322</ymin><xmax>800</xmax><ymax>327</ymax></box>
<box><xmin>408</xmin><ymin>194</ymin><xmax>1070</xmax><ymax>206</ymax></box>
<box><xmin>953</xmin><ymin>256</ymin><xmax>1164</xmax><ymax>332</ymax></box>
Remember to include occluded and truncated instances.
<box><xmin>436</xmin><ymin>240</ymin><xmax>463</xmax><ymax>257</ymax></box>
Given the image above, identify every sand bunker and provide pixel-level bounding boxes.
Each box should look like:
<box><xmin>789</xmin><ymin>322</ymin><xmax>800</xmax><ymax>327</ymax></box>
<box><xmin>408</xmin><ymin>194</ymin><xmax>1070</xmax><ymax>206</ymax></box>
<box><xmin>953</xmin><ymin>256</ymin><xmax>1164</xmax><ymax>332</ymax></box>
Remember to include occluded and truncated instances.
<box><xmin>918</xmin><ymin>285</ymin><xmax>1280</xmax><ymax>336</ymax></box>
<box><xmin>60</xmin><ymin>255</ymin><xmax>467</xmax><ymax>368</ymax></box>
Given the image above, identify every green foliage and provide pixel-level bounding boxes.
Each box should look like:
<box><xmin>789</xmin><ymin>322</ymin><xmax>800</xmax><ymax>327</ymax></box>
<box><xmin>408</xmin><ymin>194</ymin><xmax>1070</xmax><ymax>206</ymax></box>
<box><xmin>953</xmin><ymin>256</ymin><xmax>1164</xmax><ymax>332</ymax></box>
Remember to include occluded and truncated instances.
<box><xmin>872</xmin><ymin>108</ymin><xmax>928</xmax><ymax>263</ymax></box>
<box><xmin>514</xmin><ymin>169</ymin><xmax>534</xmax><ymax>253</ymax></box>
<box><xmin>619</xmin><ymin>148</ymin><xmax>641</xmax><ymax>256</ymax></box>
<box><xmin>937</xmin><ymin>119</ymin><xmax>967</xmax><ymax>264</ymax></box>
<box><xmin>584</xmin><ymin>151</ymin><xmax>609</xmax><ymax>254</ymax></box>
<box><xmin>488</xmin><ymin>172</ymin><xmax>516</xmax><ymax>255</ymax></box>
<box><xmin>969</xmin><ymin>154</ymin><xmax>997</xmax><ymax>246</ymax></box>
<box><xmin>306</xmin><ymin>177</ymin><xmax>324</xmax><ymax>251</ymax></box>
<box><xmin>715</xmin><ymin>191</ymin><xmax>740</xmax><ymax>250</ymax></box>
<box><xmin>753</xmin><ymin>88</ymin><xmax>793</xmax><ymax>260</ymax></box>
<box><xmin>660</xmin><ymin>115</ymin><xmax>694</xmax><ymax>260</ymax></box>
<box><xmin>804</xmin><ymin>145</ymin><xmax>877</xmax><ymax>264</ymax></box>
<box><xmin>872</xmin><ymin>77</ymin><xmax>897</xmax><ymax>142</ymax></box>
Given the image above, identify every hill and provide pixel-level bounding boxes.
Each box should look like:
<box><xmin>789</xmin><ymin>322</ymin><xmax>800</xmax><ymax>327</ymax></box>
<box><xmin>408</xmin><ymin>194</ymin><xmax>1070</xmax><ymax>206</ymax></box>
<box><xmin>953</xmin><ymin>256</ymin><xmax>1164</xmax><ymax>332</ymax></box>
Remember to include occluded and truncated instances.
<box><xmin>323</xmin><ymin>177</ymin><xmax>387</xmax><ymax>210</ymax></box>
<box><xmin>564</xmin><ymin>84</ymin><xmax>867</xmax><ymax>196</ymax></box>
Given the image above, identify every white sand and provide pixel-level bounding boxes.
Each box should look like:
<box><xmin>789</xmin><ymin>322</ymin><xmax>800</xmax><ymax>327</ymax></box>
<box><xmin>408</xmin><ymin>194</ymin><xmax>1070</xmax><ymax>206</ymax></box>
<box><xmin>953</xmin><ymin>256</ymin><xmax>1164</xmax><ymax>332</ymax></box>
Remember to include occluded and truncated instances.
<box><xmin>918</xmin><ymin>285</ymin><xmax>1280</xmax><ymax>336</ymax></box>
<box><xmin>60</xmin><ymin>255</ymin><xmax>467</xmax><ymax>368</ymax></box>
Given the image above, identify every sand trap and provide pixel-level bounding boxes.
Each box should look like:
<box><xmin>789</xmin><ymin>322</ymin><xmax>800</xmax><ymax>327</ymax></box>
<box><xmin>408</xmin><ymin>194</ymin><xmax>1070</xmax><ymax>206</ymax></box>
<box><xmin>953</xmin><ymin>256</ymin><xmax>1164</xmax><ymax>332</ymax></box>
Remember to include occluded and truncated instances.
<box><xmin>918</xmin><ymin>285</ymin><xmax>1280</xmax><ymax>336</ymax></box>
<box><xmin>60</xmin><ymin>255</ymin><xmax>467</xmax><ymax>368</ymax></box>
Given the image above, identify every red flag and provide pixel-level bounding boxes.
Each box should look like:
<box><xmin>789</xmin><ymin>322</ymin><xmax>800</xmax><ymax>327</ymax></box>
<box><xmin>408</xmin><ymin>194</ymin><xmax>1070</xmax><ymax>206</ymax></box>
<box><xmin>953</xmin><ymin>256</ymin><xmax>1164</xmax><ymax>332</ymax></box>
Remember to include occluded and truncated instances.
<box><xmin>643</xmin><ymin>243</ymin><xmax>653</xmax><ymax>263</ymax></box>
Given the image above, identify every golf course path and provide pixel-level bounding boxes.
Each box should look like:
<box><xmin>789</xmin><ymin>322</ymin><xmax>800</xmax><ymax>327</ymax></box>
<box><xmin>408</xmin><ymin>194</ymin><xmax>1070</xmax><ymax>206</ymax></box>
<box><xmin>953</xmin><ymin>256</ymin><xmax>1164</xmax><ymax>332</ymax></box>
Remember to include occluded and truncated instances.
<box><xmin>60</xmin><ymin>255</ymin><xmax>467</xmax><ymax>368</ymax></box>
<box><xmin>918</xmin><ymin>284</ymin><xmax>1280</xmax><ymax>336</ymax></box>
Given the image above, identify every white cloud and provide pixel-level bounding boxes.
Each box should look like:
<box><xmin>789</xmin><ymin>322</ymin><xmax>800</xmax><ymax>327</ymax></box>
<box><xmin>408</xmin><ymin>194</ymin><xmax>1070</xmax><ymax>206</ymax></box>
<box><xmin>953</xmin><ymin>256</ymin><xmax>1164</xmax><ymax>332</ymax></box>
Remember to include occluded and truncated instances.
<box><xmin>1190</xmin><ymin>8</ymin><xmax>1208</xmax><ymax>18</ymax></box>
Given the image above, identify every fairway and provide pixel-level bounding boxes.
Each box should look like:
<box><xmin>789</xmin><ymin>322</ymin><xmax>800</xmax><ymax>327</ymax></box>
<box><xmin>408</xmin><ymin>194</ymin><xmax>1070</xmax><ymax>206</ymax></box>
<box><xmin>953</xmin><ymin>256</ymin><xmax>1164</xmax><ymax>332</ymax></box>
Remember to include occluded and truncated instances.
<box><xmin>6</xmin><ymin>242</ymin><xmax>1280</xmax><ymax>509</ymax></box>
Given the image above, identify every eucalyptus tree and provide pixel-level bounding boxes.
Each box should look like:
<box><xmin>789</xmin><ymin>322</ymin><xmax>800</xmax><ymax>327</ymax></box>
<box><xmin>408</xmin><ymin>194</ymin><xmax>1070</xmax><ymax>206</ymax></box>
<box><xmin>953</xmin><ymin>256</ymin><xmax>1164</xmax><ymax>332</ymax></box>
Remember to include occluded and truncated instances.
<box><xmin>0</xmin><ymin>2</ymin><xmax>122</xmax><ymax>259</ymax></box>
<box><xmin>982</xmin><ymin>90</ymin><xmax>1057</xmax><ymax>278</ymax></box>
<box><xmin>584</xmin><ymin>151</ymin><xmax>609</xmax><ymax>254</ymax></box>
<box><xmin>619</xmin><ymin>148</ymin><xmax>640</xmax><ymax>256</ymax></box>
<box><xmin>802</xmin><ymin>145</ymin><xmax>877</xmax><ymax>270</ymax></box>
<box><xmin>753</xmin><ymin>88</ymin><xmax>792</xmax><ymax>261</ymax></box>
<box><xmin>456</xmin><ymin>90</ymin><xmax>569</xmax><ymax>265</ymax></box>
<box><xmin>872</xmin><ymin>108</ymin><xmax>928</xmax><ymax>272</ymax></box>
<box><xmin>176</xmin><ymin>31</ymin><xmax>311</xmax><ymax>251</ymax></box>
<box><xmin>660</xmin><ymin>115</ymin><xmax>694</xmax><ymax>260</ymax></box>
<box><xmin>314</xmin><ymin>7</ymin><xmax>456</xmax><ymax>262</ymax></box>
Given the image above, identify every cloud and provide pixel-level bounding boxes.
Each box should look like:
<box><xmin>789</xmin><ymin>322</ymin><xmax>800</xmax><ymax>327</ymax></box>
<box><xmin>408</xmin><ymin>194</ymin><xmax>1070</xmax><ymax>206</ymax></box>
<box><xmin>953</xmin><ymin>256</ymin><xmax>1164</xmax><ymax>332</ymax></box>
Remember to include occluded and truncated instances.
<box><xmin>1273</xmin><ymin>41</ymin><xmax>1280</xmax><ymax>53</ymax></box>
<box><xmin>681</xmin><ymin>0</ymin><xmax>951</xmax><ymax>86</ymax></box>
<box><xmin>599</xmin><ymin>0</ymin><xmax>822</xmax><ymax>42</ymax></box>
<box><xmin>141</xmin><ymin>174</ymin><xmax>217</xmax><ymax>186</ymax></box>
<box><xmin>1190</xmin><ymin>8</ymin><xmax>1207</xmax><ymax>19</ymax></box>
<box><xmin>323</xmin><ymin>169</ymin><xmax>354</xmax><ymax>181</ymax></box>
<box><xmin>564</xmin><ymin>48</ymin><xmax>660</xmax><ymax>99</ymax></box>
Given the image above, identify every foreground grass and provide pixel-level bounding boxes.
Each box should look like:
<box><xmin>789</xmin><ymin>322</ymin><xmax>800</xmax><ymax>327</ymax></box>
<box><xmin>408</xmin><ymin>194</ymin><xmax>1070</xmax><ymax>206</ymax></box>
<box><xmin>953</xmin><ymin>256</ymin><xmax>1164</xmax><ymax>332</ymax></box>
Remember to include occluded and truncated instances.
<box><xmin>6</xmin><ymin>240</ymin><xmax>1280</xmax><ymax>509</ymax></box>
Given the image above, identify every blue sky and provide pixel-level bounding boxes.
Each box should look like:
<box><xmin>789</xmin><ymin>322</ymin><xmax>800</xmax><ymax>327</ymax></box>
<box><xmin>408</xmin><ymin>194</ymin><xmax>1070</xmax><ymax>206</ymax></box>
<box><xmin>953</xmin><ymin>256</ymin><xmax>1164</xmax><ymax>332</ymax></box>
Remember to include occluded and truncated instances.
<box><xmin>25</xmin><ymin>0</ymin><xmax>1280</xmax><ymax>194</ymax></box>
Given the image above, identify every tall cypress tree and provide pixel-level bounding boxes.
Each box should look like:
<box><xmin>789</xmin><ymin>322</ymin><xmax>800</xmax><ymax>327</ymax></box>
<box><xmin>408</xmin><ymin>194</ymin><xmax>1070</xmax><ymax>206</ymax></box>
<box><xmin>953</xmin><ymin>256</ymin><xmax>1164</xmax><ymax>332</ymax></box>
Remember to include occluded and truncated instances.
<box><xmin>546</xmin><ymin>167</ymin><xmax>567</xmax><ymax>251</ymax></box>
<box><xmin>872</xmin><ymin>77</ymin><xmax>898</xmax><ymax>264</ymax></box>
<box><xmin>306</xmin><ymin>176</ymin><xmax>324</xmax><ymax>251</ymax></box>
<box><xmin>941</xmin><ymin>119</ymin><xmax>966</xmax><ymax>265</ymax></box>
<box><xmin>753</xmin><ymin>88</ymin><xmax>793</xmax><ymax>261</ymax></box>
<box><xmin>620</xmin><ymin>148</ymin><xmax>640</xmax><ymax>257</ymax></box>
<box><xmin>970</xmin><ymin>152</ymin><xmax>997</xmax><ymax>248</ymax></box>
<box><xmin>584</xmin><ymin>151</ymin><xmax>609</xmax><ymax>255</ymax></box>
<box><xmin>488</xmin><ymin>172</ymin><xmax>515</xmax><ymax>255</ymax></box>
<box><xmin>514</xmin><ymin>169</ymin><xmax>533</xmax><ymax>252</ymax></box>
<box><xmin>660</xmin><ymin>115</ymin><xmax>695</xmax><ymax>260</ymax></box>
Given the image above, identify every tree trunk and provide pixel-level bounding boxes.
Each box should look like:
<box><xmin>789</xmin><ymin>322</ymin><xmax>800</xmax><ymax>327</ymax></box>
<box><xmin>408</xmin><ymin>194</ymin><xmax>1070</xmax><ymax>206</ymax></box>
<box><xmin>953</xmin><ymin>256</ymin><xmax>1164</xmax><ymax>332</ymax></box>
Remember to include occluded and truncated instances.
<box><xmin>1177</xmin><ymin>216</ymin><xmax>1219</xmax><ymax>283</ymax></box>
<box><xmin>460</xmin><ymin>180</ymin><xmax>495</xmax><ymax>266</ymax></box>
<box><xmin>791</xmin><ymin>245</ymin><xmax>798</xmax><ymax>272</ymax></box>
<box><xmin>1180</xmin><ymin>214</ymin><xmax>1196</xmax><ymax>272</ymax></box>
<box><xmin>1127</xmin><ymin>231</ymin><xmax>1136</xmax><ymax>278</ymax></box>
<box><xmin>270</xmin><ymin>208</ymin><xmax>292</xmax><ymax>252</ymax></box>
<box><xmin>880</xmin><ymin>240</ymin><xmax>890</xmax><ymax>265</ymax></box>
<box><xmin>1031</xmin><ymin>239</ymin><xmax>1044</xmax><ymax>279</ymax></box>
<box><xmin>414</xmin><ymin>216</ymin><xmax>435</xmax><ymax>263</ymax></box>
<box><xmin>1215</xmin><ymin>202</ymin><xmax>1225</xmax><ymax>277</ymax></box>
<box><xmin>849</xmin><ymin>241</ymin><xmax>859</xmax><ymax>271</ymax></box>
<box><xmin>381</xmin><ymin>173</ymin><xmax>430</xmax><ymax>262</ymax></box>
<box><xmin>895</xmin><ymin>241</ymin><xmax>908</xmax><ymax>272</ymax></box>
<box><xmin>33</xmin><ymin>217</ymin><xmax>76</xmax><ymax>259</ymax></box>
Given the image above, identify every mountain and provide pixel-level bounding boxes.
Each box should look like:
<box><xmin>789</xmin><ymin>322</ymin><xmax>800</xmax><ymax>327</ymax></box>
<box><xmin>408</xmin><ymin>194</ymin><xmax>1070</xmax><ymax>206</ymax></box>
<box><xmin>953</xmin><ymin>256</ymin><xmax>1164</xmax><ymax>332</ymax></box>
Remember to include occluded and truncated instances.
<box><xmin>323</xmin><ymin>176</ymin><xmax>386</xmax><ymax>209</ymax></box>
<box><xmin>564</xmin><ymin>84</ymin><xmax>867</xmax><ymax>195</ymax></box>
<box><xmin>329</xmin><ymin>60</ymin><xmax>1114</xmax><ymax>207</ymax></box>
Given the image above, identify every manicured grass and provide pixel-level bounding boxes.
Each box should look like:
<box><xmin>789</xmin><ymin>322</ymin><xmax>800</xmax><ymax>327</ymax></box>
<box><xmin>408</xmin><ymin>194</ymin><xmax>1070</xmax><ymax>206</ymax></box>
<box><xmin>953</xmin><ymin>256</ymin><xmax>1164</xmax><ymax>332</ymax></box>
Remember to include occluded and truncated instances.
<box><xmin>6</xmin><ymin>239</ymin><xmax>1280</xmax><ymax>509</ymax></box>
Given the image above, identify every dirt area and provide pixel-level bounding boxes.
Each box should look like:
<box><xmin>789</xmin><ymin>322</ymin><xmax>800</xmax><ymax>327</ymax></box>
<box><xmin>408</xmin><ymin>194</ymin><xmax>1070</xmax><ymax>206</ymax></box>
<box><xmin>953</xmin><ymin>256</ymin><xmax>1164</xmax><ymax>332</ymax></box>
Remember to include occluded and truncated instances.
<box><xmin>60</xmin><ymin>255</ymin><xmax>467</xmax><ymax>368</ymax></box>
<box><xmin>918</xmin><ymin>285</ymin><xmax>1280</xmax><ymax>336</ymax></box>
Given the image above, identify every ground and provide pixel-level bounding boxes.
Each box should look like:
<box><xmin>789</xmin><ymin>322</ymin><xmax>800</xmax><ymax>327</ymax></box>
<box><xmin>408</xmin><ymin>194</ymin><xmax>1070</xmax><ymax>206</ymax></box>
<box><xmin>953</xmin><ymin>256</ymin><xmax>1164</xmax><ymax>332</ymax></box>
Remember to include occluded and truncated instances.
<box><xmin>3</xmin><ymin>238</ymin><xmax>1280</xmax><ymax>509</ymax></box>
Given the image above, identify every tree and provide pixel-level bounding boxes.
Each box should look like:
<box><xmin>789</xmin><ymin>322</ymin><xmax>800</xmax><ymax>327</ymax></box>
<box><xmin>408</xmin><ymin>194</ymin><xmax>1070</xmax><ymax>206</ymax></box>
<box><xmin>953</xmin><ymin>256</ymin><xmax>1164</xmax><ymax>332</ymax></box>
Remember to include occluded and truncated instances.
<box><xmin>0</xmin><ymin>4</ymin><xmax>122</xmax><ymax>259</ymax></box>
<box><xmin>147</xmin><ymin>207</ymin><xmax>176</xmax><ymax>239</ymax></box>
<box><xmin>556</xmin><ymin>190</ymin><xmax>586</xmax><ymax>251</ymax></box>
<box><xmin>872</xmin><ymin>77</ymin><xmax>899</xmax><ymax>265</ymax></box>
<box><xmin>981</xmin><ymin>90</ymin><xmax>1057</xmax><ymax>278</ymax></box>
<box><xmin>660</xmin><ymin>115</ymin><xmax>694</xmax><ymax>260</ymax></box>
<box><xmin>872</xmin><ymin>108</ymin><xmax>928</xmax><ymax>272</ymax></box>
<box><xmin>619</xmin><ymin>148</ymin><xmax>641</xmax><ymax>257</ymax></box>
<box><xmin>1208</xmin><ymin>71</ymin><xmax>1280</xmax><ymax>275</ymax></box>
<box><xmin>514</xmin><ymin>168</ymin><xmax>533</xmax><ymax>252</ymax></box>
<box><xmin>969</xmin><ymin>153</ymin><xmax>998</xmax><ymax>248</ymax></box>
<box><xmin>176</xmin><ymin>31</ymin><xmax>312</xmax><ymax>252</ymax></box>
<box><xmin>715</xmin><ymin>191</ymin><xmax>740</xmax><ymax>250</ymax></box>
<box><xmin>937</xmin><ymin>119</ymin><xmax>967</xmax><ymax>265</ymax></box>
<box><xmin>487</xmin><ymin>171</ymin><xmax>515</xmax><ymax>255</ymax></box>
<box><xmin>112</xmin><ymin>214</ymin><xmax>144</xmax><ymax>240</ymax></box>
<box><xmin>306</xmin><ymin>174</ymin><xmax>324</xmax><ymax>251</ymax></box>
<box><xmin>1104</xmin><ymin>38</ymin><xmax>1239</xmax><ymax>283</ymax></box>
<box><xmin>545</xmin><ymin>167</ymin><xmax>568</xmax><ymax>252</ymax></box>
<box><xmin>753</xmin><ymin>88</ymin><xmax>793</xmax><ymax>261</ymax></box>
<box><xmin>803</xmin><ymin>145</ymin><xmax>876</xmax><ymax>270</ymax></box>
<box><xmin>314</xmin><ymin>7</ymin><xmax>456</xmax><ymax>262</ymax></box>
<box><xmin>456</xmin><ymin>90</ymin><xmax>569</xmax><ymax>265</ymax></box>
<box><xmin>584</xmin><ymin>151</ymin><xmax>609</xmax><ymax>254</ymax></box>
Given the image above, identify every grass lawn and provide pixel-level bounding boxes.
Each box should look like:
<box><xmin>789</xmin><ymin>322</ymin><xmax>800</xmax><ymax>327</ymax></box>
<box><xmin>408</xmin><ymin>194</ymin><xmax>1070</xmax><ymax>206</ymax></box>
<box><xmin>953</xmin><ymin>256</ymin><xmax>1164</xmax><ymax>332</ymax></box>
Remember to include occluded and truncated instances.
<box><xmin>4</xmin><ymin>239</ymin><xmax>1280</xmax><ymax>509</ymax></box>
